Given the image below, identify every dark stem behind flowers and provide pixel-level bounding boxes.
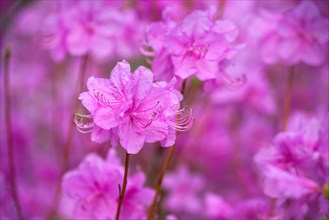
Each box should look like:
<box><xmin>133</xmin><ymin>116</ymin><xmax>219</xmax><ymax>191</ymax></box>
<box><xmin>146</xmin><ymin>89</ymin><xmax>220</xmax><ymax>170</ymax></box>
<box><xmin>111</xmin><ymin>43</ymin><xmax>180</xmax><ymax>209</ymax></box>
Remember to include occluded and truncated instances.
<box><xmin>115</xmin><ymin>152</ymin><xmax>130</xmax><ymax>220</ymax></box>
<box><xmin>4</xmin><ymin>46</ymin><xmax>23</xmax><ymax>220</ymax></box>
<box><xmin>269</xmin><ymin>65</ymin><xmax>295</xmax><ymax>218</ymax></box>
<box><xmin>147</xmin><ymin>79</ymin><xmax>189</xmax><ymax>220</ymax></box>
<box><xmin>48</xmin><ymin>54</ymin><xmax>89</xmax><ymax>219</ymax></box>
<box><xmin>282</xmin><ymin>66</ymin><xmax>295</xmax><ymax>131</ymax></box>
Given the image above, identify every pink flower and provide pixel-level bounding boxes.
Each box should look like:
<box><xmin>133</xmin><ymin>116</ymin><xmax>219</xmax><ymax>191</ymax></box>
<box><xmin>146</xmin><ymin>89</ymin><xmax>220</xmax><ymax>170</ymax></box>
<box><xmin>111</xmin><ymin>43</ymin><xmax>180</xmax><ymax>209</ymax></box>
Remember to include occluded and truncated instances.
<box><xmin>259</xmin><ymin>1</ymin><xmax>329</xmax><ymax>65</ymax></box>
<box><xmin>143</xmin><ymin>8</ymin><xmax>242</xmax><ymax>81</ymax></box>
<box><xmin>61</xmin><ymin>150</ymin><xmax>154</xmax><ymax>220</ymax></box>
<box><xmin>209</xmin><ymin>52</ymin><xmax>276</xmax><ymax>114</ymax></box>
<box><xmin>254</xmin><ymin>113</ymin><xmax>327</xmax><ymax>199</ymax></box>
<box><xmin>261</xmin><ymin>165</ymin><xmax>319</xmax><ymax>199</ymax></box>
<box><xmin>42</xmin><ymin>1</ymin><xmax>143</xmax><ymax>61</ymax></box>
<box><xmin>77</xmin><ymin>61</ymin><xmax>192</xmax><ymax>154</ymax></box>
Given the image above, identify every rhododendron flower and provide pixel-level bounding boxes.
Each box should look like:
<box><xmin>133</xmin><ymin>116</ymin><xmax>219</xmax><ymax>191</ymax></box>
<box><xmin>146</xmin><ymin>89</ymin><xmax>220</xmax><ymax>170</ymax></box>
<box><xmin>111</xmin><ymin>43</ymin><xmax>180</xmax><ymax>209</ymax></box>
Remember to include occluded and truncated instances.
<box><xmin>77</xmin><ymin>60</ymin><xmax>192</xmax><ymax>154</ymax></box>
<box><xmin>255</xmin><ymin>113</ymin><xmax>328</xmax><ymax>200</ymax></box>
<box><xmin>42</xmin><ymin>1</ymin><xmax>143</xmax><ymax>61</ymax></box>
<box><xmin>143</xmin><ymin>8</ymin><xmax>243</xmax><ymax>81</ymax></box>
<box><xmin>258</xmin><ymin>1</ymin><xmax>329</xmax><ymax>65</ymax></box>
<box><xmin>61</xmin><ymin>150</ymin><xmax>154</xmax><ymax>219</ymax></box>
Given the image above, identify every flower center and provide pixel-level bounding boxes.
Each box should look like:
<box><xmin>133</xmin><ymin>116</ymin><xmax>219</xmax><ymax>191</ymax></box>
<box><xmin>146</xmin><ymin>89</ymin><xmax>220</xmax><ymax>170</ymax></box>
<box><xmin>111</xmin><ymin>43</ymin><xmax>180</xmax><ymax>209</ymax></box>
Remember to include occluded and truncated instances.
<box><xmin>186</xmin><ymin>42</ymin><xmax>208</xmax><ymax>59</ymax></box>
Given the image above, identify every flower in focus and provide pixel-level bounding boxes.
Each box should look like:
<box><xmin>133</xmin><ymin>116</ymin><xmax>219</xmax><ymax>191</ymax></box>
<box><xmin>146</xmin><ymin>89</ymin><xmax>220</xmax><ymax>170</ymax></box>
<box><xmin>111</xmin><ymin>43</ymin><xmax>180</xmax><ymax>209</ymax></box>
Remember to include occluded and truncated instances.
<box><xmin>77</xmin><ymin>60</ymin><xmax>193</xmax><ymax>154</ymax></box>
<box><xmin>61</xmin><ymin>150</ymin><xmax>154</xmax><ymax>220</ymax></box>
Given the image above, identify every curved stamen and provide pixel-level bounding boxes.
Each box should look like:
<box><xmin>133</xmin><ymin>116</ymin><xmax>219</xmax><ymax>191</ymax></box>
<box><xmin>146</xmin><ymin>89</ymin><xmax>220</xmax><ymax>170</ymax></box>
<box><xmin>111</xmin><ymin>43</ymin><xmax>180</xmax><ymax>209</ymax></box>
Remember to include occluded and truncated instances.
<box><xmin>136</xmin><ymin>101</ymin><xmax>160</xmax><ymax>113</ymax></box>
<box><xmin>168</xmin><ymin>106</ymin><xmax>194</xmax><ymax>132</ymax></box>
<box><xmin>137</xmin><ymin>117</ymin><xmax>153</xmax><ymax>128</ymax></box>
<box><xmin>74</xmin><ymin>113</ymin><xmax>94</xmax><ymax>133</ymax></box>
<box><xmin>140</xmin><ymin>41</ymin><xmax>155</xmax><ymax>57</ymax></box>
<box><xmin>93</xmin><ymin>89</ymin><xmax>111</xmax><ymax>107</ymax></box>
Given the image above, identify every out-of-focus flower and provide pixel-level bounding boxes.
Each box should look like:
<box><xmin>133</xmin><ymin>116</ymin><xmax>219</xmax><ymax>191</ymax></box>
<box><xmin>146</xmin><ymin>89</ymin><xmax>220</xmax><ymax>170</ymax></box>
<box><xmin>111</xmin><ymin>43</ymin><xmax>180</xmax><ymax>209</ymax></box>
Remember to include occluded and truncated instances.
<box><xmin>143</xmin><ymin>8</ymin><xmax>243</xmax><ymax>82</ymax></box>
<box><xmin>255</xmin><ymin>113</ymin><xmax>328</xmax><ymax>218</ymax></box>
<box><xmin>163</xmin><ymin>166</ymin><xmax>204</xmax><ymax>214</ymax></box>
<box><xmin>61</xmin><ymin>150</ymin><xmax>154</xmax><ymax>219</ymax></box>
<box><xmin>256</xmin><ymin>1</ymin><xmax>329</xmax><ymax>65</ymax></box>
<box><xmin>77</xmin><ymin>61</ymin><xmax>192</xmax><ymax>154</ymax></box>
<box><xmin>41</xmin><ymin>0</ymin><xmax>143</xmax><ymax>61</ymax></box>
<box><xmin>204</xmin><ymin>193</ymin><xmax>269</xmax><ymax>220</ymax></box>
<box><xmin>209</xmin><ymin>51</ymin><xmax>276</xmax><ymax>114</ymax></box>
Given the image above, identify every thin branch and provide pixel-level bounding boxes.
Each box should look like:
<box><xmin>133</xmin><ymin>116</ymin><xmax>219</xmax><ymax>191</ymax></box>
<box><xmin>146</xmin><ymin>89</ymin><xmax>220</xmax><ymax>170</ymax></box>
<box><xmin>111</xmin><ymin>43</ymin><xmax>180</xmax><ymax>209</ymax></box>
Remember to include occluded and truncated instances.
<box><xmin>4</xmin><ymin>46</ymin><xmax>23</xmax><ymax>219</ymax></box>
<box><xmin>115</xmin><ymin>152</ymin><xmax>130</xmax><ymax>220</ymax></box>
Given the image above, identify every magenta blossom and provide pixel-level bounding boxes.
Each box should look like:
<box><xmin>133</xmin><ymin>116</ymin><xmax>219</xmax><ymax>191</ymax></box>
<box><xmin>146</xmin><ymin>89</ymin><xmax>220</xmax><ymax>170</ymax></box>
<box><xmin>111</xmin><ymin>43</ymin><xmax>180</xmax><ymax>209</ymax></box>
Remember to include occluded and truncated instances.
<box><xmin>143</xmin><ymin>8</ymin><xmax>242</xmax><ymax>81</ymax></box>
<box><xmin>61</xmin><ymin>150</ymin><xmax>154</xmax><ymax>220</ymax></box>
<box><xmin>259</xmin><ymin>1</ymin><xmax>329</xmax><ymax>65</ymax></box>
<box><xmin>254</xmin><ymin>113</ymin><xmax>328</xmax><ymax>218</ymax></box>
<box><xmin>42</xmin><ymin>1</ymin><xmax>143</xmax><ymax>61</ymax></box>
<box><xmin>77</xmin><ymin>60</ymin><xmax>192</xmax><ymax>154</ymax></box>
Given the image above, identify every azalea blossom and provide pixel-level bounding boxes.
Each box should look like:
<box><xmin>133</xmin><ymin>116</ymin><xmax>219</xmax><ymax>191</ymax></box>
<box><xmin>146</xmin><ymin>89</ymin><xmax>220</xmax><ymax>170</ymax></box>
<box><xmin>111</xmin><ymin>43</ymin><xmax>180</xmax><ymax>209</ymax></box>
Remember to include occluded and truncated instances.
<box><xmin>61</xmin><ymin>150</ymin><xmax>154</xmax><ymax>219</ymax></box>
<box><xmin>42</xmin><ymin>0</ymin><xmax>143</xmax><ymax>61</ymax></box>
<box><xmin>143</xmin><ymin>7</ymin><xmax>243</xmax><ymax>81</ymax></box>
<box><xmin>76</xmin><ymin>60</ymin><xmax>193</xmax><ymax>154</ymax></box>
<box><xmin>257</xmin><ymin>1</ymin><xmax>329</xmax><ymax>65</ymax></box>
<box><xmin>254</xmin><ymin>113</ymin><xmax>328</xmax><ymax>217</ymax></box>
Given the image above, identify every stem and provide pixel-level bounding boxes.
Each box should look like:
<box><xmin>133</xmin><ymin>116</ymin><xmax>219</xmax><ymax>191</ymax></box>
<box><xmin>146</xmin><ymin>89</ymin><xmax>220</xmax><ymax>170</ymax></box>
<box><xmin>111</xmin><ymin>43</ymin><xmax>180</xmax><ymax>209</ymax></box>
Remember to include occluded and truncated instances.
<box><xmin>147</xmin><ymin>145</ymin><xmax>175</xmax><ymax>220</ymax></box>
<box><xmin>216</xmin><ymin>0</ymin><xmax>226</xmax><ymax>19</ymax></box>
<box><xmin>3</xmin><ymin>46</ymin><xmax>23</xmax><ymax>219</ymax></box>
<box><xmin>282</xmin><ymin>66</ymin><xmax>295</xmax><ymax>131</ymax></box>
<box><xmin>48</xmin><ymin>54</ymin><xmax>89</xmax><ymax>218</ymax></box>
<box><xmin>269</xmin><ymin>66</ymin><xmax>295</xmax><ymax>218</ymax></box>
<box><xmin>115</xmin><ymin>152</ymin><xmax>130</xmax><ymax>220</ymax></box>
<box><xmin>147</xmin><ymin>79</ymin><xmax>188</xmax><ymax>219</ymax></box>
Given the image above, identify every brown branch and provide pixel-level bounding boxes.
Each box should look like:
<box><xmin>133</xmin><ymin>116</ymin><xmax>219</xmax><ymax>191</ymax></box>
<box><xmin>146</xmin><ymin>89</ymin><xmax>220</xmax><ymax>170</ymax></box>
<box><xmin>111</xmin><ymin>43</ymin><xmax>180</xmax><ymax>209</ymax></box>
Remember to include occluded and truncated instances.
<box><xmin>115</xmin><ymin>152</ymin><xmax>130</xmax><ymax>220</ymax></box>
<box><xmin>4</xmin><ymin>46</ymin><xmax>23</xmax><ymax>219</ymax></box>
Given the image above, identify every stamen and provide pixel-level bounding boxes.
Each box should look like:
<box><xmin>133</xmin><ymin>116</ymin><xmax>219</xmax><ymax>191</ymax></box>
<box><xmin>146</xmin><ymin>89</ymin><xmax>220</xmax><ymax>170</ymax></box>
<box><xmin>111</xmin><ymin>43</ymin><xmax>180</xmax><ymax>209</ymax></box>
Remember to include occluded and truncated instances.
<box><xmin>74</xmin><ymin>113</ymin><xmax>94</xmax><ymax>133</ymax></box>
<box><xmin>131</xmin><ymin>101</ymin><xmax>162</xmax><ymax>129</ymax></box>
<box><xmin>137</xmin><ymin>116</ymin><xmax>153</xmax><ymax>128</ymax></box>
<box><xmin>168</xmin><ymin>106</ymin><xmax>194</xmax><ymax>132</ymax></box>
<box><xmin>93</xmin><ymin>89</ymin><xmax>123</xmax><ymax>109</ymax></box>
<box><xmin>136</xmin><ymin>101</ymin><xmax>160</xmax><ymax>113</ymax></box>
<box><xmin>140</xmin><ymin>42</ymin><xmax>156</xmax><ymax>57</ymax></box>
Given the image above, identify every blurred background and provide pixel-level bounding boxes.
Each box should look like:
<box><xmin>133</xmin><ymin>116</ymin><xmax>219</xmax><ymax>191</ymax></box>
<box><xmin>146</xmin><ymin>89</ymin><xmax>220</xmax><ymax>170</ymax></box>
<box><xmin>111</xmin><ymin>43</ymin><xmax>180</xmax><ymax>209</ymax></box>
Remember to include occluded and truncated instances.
<box><xmin>1</xmin><ymin>0</ymin><xmax>328</xmax><ymax>219</ymax></box>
